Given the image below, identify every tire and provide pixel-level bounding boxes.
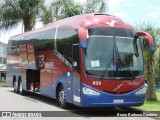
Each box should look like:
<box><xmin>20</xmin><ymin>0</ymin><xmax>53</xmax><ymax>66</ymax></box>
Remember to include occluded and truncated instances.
<box><xmin>19</xmin><ymin>79</ymin><xmax>25</xmax><ymax>95</ymax></box>
<box><xmin>57</xmin><ymin>86</ymin><xmax>68</xmax><ymax>109</ymax></box>
<box><xmin>13</xmin><ymin>80</ymin><xmax>19</xmax><ymax>93</ymax></box>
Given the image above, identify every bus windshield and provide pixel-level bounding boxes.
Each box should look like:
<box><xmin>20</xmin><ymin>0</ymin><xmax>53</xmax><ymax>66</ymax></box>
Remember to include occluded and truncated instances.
<box><xmin>84</xmin><ymin>28</ymin><xmax>144</xmax><ymax>79</ymax></box>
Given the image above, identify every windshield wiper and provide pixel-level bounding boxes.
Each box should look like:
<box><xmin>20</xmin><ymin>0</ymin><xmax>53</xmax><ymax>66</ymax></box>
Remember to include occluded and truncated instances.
<box><xmin>99</xmin><ymin>45</ymin><xmax>115</xmax><ymax>79</ymax></box>
<box><xmin>99</xmin><ymin>58</ymin><xmax>114</xmax><ymax>79</ymax></box>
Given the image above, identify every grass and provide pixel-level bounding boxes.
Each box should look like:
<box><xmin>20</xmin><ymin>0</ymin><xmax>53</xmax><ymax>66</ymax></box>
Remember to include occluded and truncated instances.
<box><xmin>134</xmin><ymin>91</ymin><xmax>160</xmax><ymax>111</ymax></box>
<box><xmin>0</xmin><ymin>81</ymin><xmax>9</xmax><ymax>87</ymax></box>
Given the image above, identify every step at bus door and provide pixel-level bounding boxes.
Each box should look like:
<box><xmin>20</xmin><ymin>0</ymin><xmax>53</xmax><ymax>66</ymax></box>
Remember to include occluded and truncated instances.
<box><xmin>72</xmin><ymin>44</ymin><xmax>81</xmax><ymax>106</ymax></box>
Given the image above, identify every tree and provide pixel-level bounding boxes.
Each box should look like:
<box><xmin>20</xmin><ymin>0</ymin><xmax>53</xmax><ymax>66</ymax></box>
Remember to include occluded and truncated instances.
<box><xmin>83</xmin><ymin>0</ymin><xmax>108</xmax><ymax>13</ymax></box>
<box><xmin>0</xmin><ymin>0</ymin><xmax>44</xmax><ymax>32</ymax></box>
<box><xmin>41</xmin><ymin>0</ymin><xmax>108</xmax><ymax>25</ymax></box>
<box><xmin>135</xmin><ymin>22</ymin><xmax>160</xmax><ymax>101</ymax></box>
<box><xmin>41</xmin><ymin>0</ymin><xmax>83</xmax><ymax>24</ymax></box>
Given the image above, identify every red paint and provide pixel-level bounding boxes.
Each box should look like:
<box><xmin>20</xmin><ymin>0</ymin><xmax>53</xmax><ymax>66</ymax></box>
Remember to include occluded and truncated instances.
<box><xmin>8</xmin><ymin>14</ymin><xmax>153</xmax><ymax>95</ymax></box>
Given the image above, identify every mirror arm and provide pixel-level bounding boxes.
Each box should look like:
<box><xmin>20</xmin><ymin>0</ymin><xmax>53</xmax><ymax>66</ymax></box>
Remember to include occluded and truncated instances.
<box><xmin>136</xmin><ymin>31</ymin><xmax>154</xmax><ymax>52</ymax></box>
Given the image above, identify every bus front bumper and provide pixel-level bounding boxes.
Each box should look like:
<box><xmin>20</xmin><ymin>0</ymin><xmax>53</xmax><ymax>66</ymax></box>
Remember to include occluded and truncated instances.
<box><xmin>80</xmin><ymin>83</ymin><xmax>147</xmax><ymax>107</ymax></box>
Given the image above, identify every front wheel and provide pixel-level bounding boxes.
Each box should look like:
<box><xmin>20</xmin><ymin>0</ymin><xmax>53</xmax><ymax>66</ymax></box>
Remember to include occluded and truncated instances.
<box><xmin>57</xmin><ymin>86</ymin><xmax>68</xmax><ymax>109</ymax></box>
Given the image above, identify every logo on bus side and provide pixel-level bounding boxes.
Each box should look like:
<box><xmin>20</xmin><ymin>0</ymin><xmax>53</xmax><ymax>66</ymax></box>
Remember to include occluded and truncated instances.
<box><xmin>36</xmin><ymin>55</ymin><xmax>44</xmax><ymax>69</ymax></box>
<box><xmin>106</xmin><ymin>20</ymin><xmax>117</xmax><ymax>27</ymax></box>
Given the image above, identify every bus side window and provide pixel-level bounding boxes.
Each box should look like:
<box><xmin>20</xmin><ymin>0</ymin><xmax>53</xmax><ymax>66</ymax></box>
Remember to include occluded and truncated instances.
<box><xmin>41</xmin><ymin>29</ymin><xmax>55</xmax><ymax>51</ymax></box>
<box><xmin>72</xmin><ymin>44</ymin><xmax>80</xmax><ymax>73</ymax></box>
<box><xmin>9</xmin><ymin>40</ymin><xmax>20</xmax><ymax>54</ymax></box>
<box><xmin>57</xmin><ymin>29</ymin><xmax>79</xmax><ymax>65</ymax></box>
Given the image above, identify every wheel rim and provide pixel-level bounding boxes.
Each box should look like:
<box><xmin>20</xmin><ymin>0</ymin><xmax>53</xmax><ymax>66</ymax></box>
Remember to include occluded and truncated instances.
<box><xmin>14</xmin><ymin>82</ymin><xmax>17</xmax><ymax>91</ymax></box>
<box><xmin>19</xmin><ymin>81</ymin><xmax>22</xmax><ymax>93</ymax></box>
<box><xmin>58</xmin><ymin>89</ymin><xmax>65</xmax><ymax>105</ymax></box>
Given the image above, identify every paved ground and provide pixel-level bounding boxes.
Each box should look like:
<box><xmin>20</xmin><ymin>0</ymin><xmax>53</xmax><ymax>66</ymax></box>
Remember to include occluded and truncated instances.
<box><xmin>0</xmin><ymin>87</ymin><xmax>158</xmax><ymax>120</ymax></box>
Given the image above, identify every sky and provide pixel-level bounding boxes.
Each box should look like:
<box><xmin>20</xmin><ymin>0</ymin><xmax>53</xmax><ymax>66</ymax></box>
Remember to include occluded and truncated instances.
<box><xmin>0</xmin><ymin>0</ymin><xmax>160</xmax><ymax>43</ymax></box>
<box><xmin>107</xmin><ymin>0</ymin><xmax>160</xmax><ymax>27</ymax></box>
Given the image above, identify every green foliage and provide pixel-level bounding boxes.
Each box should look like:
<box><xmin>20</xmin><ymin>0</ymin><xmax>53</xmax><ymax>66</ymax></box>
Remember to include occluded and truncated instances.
<box><xmin>0</xmin><ymin>0</ymin><xmax>44</xmax><ymax>31</ymax></box>
<box><xmin>0</xmin><ymin>81</ymin><xmax>9</xmax><ymax>87</ymax></box>
<box><xmin>0</xmin><ymin>0</ymin><xmax>108</xmax><ymax>29</ymax></box>
<box><xmin>41</xmin><ymin>0</ymin><xmax>82</xmax><ymax>23</ymax></box>
<box><xmin>135</xmin><ymin>22</ymin><xmax>160</xmax><ymax>101</ymax></box>
<box><xmin>41</xmin><ymin>0</ymin><xmax>108</xmax><ymax>24</ymax></box>
<box><xmin>83</xmin><ymin>0</ymin><xmax>108</xmax><ymax>14</ymax></box>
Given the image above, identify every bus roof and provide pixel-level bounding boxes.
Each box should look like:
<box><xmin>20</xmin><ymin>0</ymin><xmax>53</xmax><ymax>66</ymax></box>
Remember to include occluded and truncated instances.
<box><xmin>10</xmin><ymin>13</ymin><xmax>134</xmax><ymax>40</ymax></box>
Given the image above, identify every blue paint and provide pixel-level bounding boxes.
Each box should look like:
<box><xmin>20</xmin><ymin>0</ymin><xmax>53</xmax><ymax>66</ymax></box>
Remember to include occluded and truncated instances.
<box><xmin>7</xmin><ymin>64</ymin><xmax>147</xmax><ymax>108</ymax></box>
<box><xmin>81</xmin><ymin>83</ymin><xmax>147</xmax><ymax>107</ymax></box>
<box><xmin>6</xmin><ymin>65</ymin><xmax>27</xmax><ymax>90</ymax></box>
<box><xmin>149</xmin><ymin>45</ymin><xmax>154</xmax><ymax>52</ymax></box>
<box><xmin>80</xmin><ymin>41</ymin><xmax>87</xmax><ymax>48</ymax></box>
<box><xmin>40</xmin><ymin>72</ymin><xmax>81</xmax><ymax>105</ymax></box>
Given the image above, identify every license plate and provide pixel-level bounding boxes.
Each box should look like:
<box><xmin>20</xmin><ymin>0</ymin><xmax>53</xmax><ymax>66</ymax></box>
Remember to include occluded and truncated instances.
<box><xmin>113</xmin><ymin>99</ymin><xmax>124</xmax><ymax>103</ymax></box>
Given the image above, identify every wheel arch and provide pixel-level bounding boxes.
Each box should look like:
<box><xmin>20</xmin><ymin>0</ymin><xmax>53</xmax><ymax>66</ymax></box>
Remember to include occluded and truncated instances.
<box><xmin>56</xmin><ymin>82</ymin><xmax>63</xmax><ymax>99</ymax></box>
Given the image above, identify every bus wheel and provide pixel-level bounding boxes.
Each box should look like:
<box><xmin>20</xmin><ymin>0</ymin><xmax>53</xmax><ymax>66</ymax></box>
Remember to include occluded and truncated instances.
<box><xmin>57</xmin><ymin>86</ymin><xmax>68</xmax><ymax>109</ymax></box>
<box><xmin>13</xmin><ymin>80</ymin><xmax>19</xmax><ymax>93</ymax></box>
<box><xmin>19</xmin><ymin>79</ymin><xmax>25</xmax><ymax>95</ymax></box>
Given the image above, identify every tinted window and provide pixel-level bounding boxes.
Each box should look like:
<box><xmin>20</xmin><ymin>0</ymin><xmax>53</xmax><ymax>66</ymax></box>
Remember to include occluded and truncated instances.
<box><xmin>57</xmin><ymin>29</ymin><xmax>79</xmax><ymax>64</ymax></box>
<box><xmin>41</xmin><ymin>29</ymin><xmax>55</xmax><ymax>51</ymax></box>
<box><xmin>84</xmin><ymin>28</ymin><xmax>144</xmax><ymax>79</ymax></box>
<box><xmin>88</xmin><ymin>28</ymin><xmax>135</xmax><ymax>37</ymax></box>
<box><xmin>24</xmin><ymin>32</ymin><xmax>42</xmax><ymax>51</ymax></box>
<box><xmin>24</xmin><ymin>29</ymin><xmax>55</xmax><ymax>51</ymax></box>
<box><xmin>8</xmin><ymin>39</ymin><xmax>20</xmax><ymax>54</ymax></box>
<box><xmin>72</xmin><ymin>44</ymin><xmax>80</xmax><ymax>72</ymax></box>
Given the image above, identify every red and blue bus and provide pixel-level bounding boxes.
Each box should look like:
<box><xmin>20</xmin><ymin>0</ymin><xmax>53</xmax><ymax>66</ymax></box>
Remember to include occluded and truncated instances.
<box><xmin>6</xmin><ymin>14</ymin><xmax>154</xmax><ymax>108</ymax></box>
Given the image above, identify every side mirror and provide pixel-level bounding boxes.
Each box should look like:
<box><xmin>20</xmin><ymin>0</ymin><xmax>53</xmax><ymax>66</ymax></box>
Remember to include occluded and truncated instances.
<box><xmin>135</xmin><ymin>31</ymin><xmax>154</xmax><ymax>52</ymax></box>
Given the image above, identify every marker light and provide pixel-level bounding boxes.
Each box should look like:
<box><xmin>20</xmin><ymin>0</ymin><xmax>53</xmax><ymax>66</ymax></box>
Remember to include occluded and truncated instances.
<box><xmin>85</xmin><ymin>29</ymin><xmax>89</xmax><ymax>39</ymax></box>
<box><xmin>82</xmin><ymin>87</ymin><xmax>100</xmax><ymax>95</ymax></box>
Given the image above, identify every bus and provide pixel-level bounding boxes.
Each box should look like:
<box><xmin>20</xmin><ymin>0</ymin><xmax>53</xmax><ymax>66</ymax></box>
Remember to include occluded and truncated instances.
<box><xmin>6</xmin><ymin>14</ymin><xmax>154</xmax><ymax>108</ymax></box>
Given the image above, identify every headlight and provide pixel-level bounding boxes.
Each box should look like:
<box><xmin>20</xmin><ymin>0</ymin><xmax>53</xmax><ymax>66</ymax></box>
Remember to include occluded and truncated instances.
<box><xmin>135</xmin><ymin>87</ymin><xmax>147</xmax><ymax>95</ymax></box>
<box><xmin>82</xmin><ymin>87</ymin><xmax>100</xmax><ymax>95</ymax></box>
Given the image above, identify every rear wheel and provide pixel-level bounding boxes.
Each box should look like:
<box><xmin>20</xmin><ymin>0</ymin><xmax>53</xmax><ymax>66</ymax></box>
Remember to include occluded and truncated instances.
<box><xmin>57</xmin><ymin>86</ymin><xmax>68</xmax><ymax>109</ymax></box>
<box><xmin>13</xmin><ymin>79</ymin><xmax>19</xmax><ymax>93</ymax></box>
<box><xmin>19</xmin><ymin>79</ymin><xmax>25</xmax><ymax>95</ymax></box>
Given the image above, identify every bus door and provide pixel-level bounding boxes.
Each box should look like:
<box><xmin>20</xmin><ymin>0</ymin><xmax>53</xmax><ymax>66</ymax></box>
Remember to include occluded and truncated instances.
<box><xmin>26</xmin><ymin>44</ymin><xmax>40</xmax><ymax>92</ymax></box>
<box><xmin>72</xmin><ymin>44</ymin><xmax>81</xmax><ymax>105</ymax></box>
